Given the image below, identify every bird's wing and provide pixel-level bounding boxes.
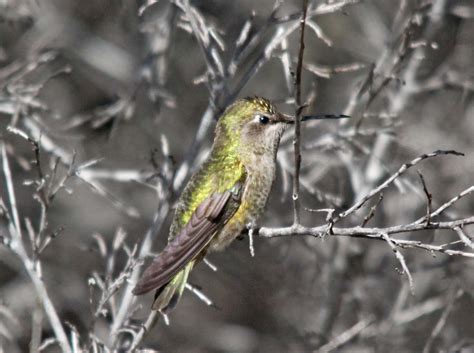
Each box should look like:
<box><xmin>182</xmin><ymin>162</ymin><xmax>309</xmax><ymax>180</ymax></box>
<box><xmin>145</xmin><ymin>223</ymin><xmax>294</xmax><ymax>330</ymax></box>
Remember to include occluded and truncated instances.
<box><xmin>133</xmin><ymin>183</ymin><xmax>242</xmax><ymax>295</ymax></box>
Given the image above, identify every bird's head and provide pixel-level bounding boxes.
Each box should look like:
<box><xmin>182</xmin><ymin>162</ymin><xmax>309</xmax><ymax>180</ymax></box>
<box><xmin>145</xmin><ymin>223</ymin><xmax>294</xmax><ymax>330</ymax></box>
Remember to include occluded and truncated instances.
<box><xmin>212</xmin><ymin>96</ymin><xmax>348</xmax><ymax>161</ymax></box>
<box><xmin>215</xmin><ymin>97</ymin><xmax>292</xmax><ymax>158</ymax></box>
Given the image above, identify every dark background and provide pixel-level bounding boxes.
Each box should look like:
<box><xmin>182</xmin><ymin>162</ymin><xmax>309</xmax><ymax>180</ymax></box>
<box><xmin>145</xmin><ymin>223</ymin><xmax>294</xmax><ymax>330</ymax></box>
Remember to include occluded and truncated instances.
<box><xmin>1</xmin><ymin>0</ymin><xmax>473</xmax><ymax>352</ymax></box>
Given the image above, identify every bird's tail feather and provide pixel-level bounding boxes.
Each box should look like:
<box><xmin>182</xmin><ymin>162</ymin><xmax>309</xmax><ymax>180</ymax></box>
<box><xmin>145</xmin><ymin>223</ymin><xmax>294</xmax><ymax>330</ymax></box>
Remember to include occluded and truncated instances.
<box><xmin>152</xmin><ymin>260</ymin><xmax>194</xmax><ymax>313</ymax></box>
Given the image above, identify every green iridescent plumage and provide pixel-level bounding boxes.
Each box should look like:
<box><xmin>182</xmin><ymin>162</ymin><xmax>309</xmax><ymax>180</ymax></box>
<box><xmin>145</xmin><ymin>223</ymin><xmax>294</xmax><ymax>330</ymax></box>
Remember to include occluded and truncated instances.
<box><xmin>133</xmin><ymin>97</ymin><xmax>290</xmax><ymax>312</ymax></box>
<box><xmin>171</xmin><ymin>98</ymin><xmax>277</xmax><ymax>238</ymax></box>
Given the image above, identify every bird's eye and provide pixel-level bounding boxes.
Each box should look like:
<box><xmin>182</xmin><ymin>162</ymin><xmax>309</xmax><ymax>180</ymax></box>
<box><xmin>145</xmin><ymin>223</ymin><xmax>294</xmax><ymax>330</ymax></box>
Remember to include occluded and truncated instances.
<box><xmin>256</xmin><ymin>114</ymin><xmax>270</xmax><ymax>124</ymax></box>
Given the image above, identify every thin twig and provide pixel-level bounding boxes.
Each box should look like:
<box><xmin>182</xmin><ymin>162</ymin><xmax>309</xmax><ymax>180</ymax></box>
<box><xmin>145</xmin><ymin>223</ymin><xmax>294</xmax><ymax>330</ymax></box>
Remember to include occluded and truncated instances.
<box><xmin>422</xmin><ymin>289</ymin><xmax>463</xmax><ymax>353</ymax></box>
<box><xmin>30</xmin><ymin>297</ymin><xmax>43</xmax><ymax>353</ymax></box>
<box><xmin>292</xmin><ymin>0</ymin><xmax>309</xmax><ymax>225</ymax></box>
<box><xmin>1</xmin><ymin>143</ymin><xmax>72</xmax><ymax>353</ymax></box>
<box><xmin>2</xmin><ymin>144</ymin><xmax>22</xmax><ymax>241</ymax></box>
<box><xmin>361</xmin><ymin>193</ymin><xmax>383</xmax><ymax>226</ymax></box>
<box><xmin>415</xmin><ymin>185</ymin><xmax>474</xmax><ymax>223</ymax></box>
<box><xmin>417</xmin><ymin>171</ymin><xmax>432</xmax><ymax>226</ymax></box>
<box><xmin>454</xmin><ymin>227</ymin><xmax>474</xmax><ymax>250</ymax></box>
<box><xmin>248</xmin><ymin>227</ymin><xmax>255</xmax><ymax>257</ymax></box>
<box><xmin>381</xmin><ymin>233</ymin><xmax>414</xmax><ymax>294</ymax></box>
<box><xmin>258</xmin><ymin>216</ymin><xmax>474</xmax><ymax>257</ymax></box>
<box><xmin>128</xmin><ymin>311</ymin><xmax>159</xmax><ymax>352</ymax></box>
<box><xmin>111</xmin><ymin>204</ymin><xmax>169</xmax><ymax>341</ymax></box>
<box><xmin>203</xmin><ymin>257</ymin><xmax>218</xmax><ymax>272</ymax></box>
<box><xmin>317</xmin><ymin>318</ymin><xmax>373</xmax><ymax>353</ymax></box>
<box><xmin>186</xmin><ymin>283</ymin><xmax>214</xmax><ymax>307</ymax></box>
<box><xmin>335</xmin><ymin>150</ymin><xmax>464</xmax><ymax>222</ymax></box>
<box><xmin>363</xmin><ymin>295</ymin><xmax>446</xmax><ymax>338</ymax></box>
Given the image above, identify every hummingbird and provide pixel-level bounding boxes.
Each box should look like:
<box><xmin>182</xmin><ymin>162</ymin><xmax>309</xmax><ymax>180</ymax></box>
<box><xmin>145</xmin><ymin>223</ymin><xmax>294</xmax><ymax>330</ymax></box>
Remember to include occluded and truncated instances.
<box><xmin>133</xmin><ymin>96</ymin><xmax>346</xmax><ymax>313</ymax></box>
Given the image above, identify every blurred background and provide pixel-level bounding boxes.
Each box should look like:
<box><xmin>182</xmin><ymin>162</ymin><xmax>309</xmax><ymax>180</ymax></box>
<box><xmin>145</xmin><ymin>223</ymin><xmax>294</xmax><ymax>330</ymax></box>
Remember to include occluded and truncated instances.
<box><xmin>1</xmin><ymin>0</ymin><xmax>474</xmax><ymax>352</ymax></box>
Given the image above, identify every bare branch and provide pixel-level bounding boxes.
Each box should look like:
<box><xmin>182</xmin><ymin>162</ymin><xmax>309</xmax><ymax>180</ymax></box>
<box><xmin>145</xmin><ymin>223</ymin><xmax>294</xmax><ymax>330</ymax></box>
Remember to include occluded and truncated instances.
<box><xmin>248</xmin><ymin>227</ymin><xmax>255</xmax><ymax>257</ymax></box>
<box><xmin>306</xmin><ymin>19</ymin><xmax>332</xmax><ymax>46</ymax></box>
<box><xmin>416</xmin><ymin>185</ymin><xmax>474</xmax><ymax>223</ymax></box>
<box><xmin>361</xmin><ymin>193</ymin><xmax>383</xmax><ymax>226</ymax></box>
<box><xmin>30</xmin><ymin>298</ymin><xmax>43</xmax><ymax>353</ymax></box>
<box><xmin>417</xmin><ymin>171</ymin><xmax>433</xmax><ymax>226</ymax></box>
<box><xmin>186</xmin><ymin>283</ymin><xmax>214</xmax><ymax>307</ymax></box>
<box><xmin>258</xmin><ymin>216</ymin><xmax>474</xmax><ymax>257</ymax></box>
<box><xmin>1</xmin><ymin>143</ymin><xmax>72</xmax><ymax>353</ymax></box>
<box><xmin>203</xmin><ymin>257</ymin><xmax>218</xmax><ymax>272</ymax></box>
<box><xmin>454</xmin><ymin>227</ymin><xmax>474</xmax><ymax>250</ymax></box>
<box><xmin>2</xmin><ymin>143</ymin><xmax>23</xmax><ymax>241</ymax></box>
<box><xmin>381</xmin><ymin>233</ymin><xmax>414</xmax><ymax>294</ymax></box>
<box><xmin>317</xmin><ymin>318</ymin><xmax>373</xmax><ymax>353</ymax></box>
<box><xmin>422</xmin><ymin>289</ymin><xmax>463</xmax><ymax>353</ymax></box>
<box><xmin>335</xmin><ymin>150</ymin><xmax>464</xmax><ymax>222</ymax></box>
<box><xmin>128</xmin><ymin>311</ymin><xmax>159</xmax><ymax>352</ymax></box>
<box><xmin>110</xmin><ymin>204</ymin><xmax>170</xmax><ymax>341</ymax></box>
<box><xmin>292</xmin><ymin>0</ymin><xmax>309</xmax><ymax>226</ymax></box>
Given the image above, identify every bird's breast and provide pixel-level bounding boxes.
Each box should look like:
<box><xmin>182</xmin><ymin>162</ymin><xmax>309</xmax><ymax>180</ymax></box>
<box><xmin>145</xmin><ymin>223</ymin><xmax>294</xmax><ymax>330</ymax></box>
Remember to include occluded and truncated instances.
<box><xmin>209</xmin><ymin>155</ymin><xmax>276</xmax><ymax>251</ymax></box>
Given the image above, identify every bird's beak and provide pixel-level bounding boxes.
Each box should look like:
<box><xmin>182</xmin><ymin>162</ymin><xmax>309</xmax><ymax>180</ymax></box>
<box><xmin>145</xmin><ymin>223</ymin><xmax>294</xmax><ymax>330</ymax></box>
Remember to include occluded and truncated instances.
<box><xmin>277</xmin><ymin>113</ymin><xmax>350</xmax><ymax>124</ymax></box>
<box><xmin>276</xmin><ymin>113</ymin><xmax>296</xmax><ymax>124</ymax></box>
